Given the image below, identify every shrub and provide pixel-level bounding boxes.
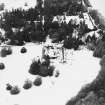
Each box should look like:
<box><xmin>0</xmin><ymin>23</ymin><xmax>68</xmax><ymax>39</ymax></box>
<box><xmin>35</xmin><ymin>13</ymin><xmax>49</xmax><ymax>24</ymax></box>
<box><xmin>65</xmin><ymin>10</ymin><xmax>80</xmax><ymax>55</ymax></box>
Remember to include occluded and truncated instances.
<box><xmin>81</xmin><ymin>91</ymin><xmax>99</xmax><ymax>105</ymax></box>
<box><xmin>6</xmin><ymin>47</ymin><xmax>12</xmax><ymax>55</ymax></box>
<box><xmin>98</xmin><ymin>97</ymin><xmax>105</xmax><ymax>105</ymax></box>
<box><xmin>23</xmin><ymin>79</ymin><xmax>32</xmax><ymax>90</ymax></box>
<box><xmin>10</xmin><ymin>86</ymin><xmax>20</xmax><ymax>95</ymax></box>
<box><xmin>6</xmin><ymin>83</ymin><xmax>12</xmax><ymax>91</ymax></box>
<box><xmin>39</xmin><ymin>64</ymin><xmax>55</xmax><ymax>77</ymax></box>
<box><xmin>33</xmin><ymin>76</ymin><xmax>42</xmax><ymax>86</ymax></box>
<box><xmin>48</xmin><ymin>65</ymin><xmax>55</xmax><ymax>77</ymax></box>
<box><xmin>28</xmin><ymin>59</ymin><xmax>40</xmax><ymax>75</ymax></box>
<box><xmin>97</xmin><ymin>89</ymin><xmax>105</xmax><ymax>98</ymax></box>
<box><xmin>55</xmin><ymin>70</ymin><xmax>60</xmax><ymax>77</ymax></box>
<box><xmin>0</xmin><ymin>47</ymin><xmax>7</xmax><ymax>57</ymax></box>
<box><xmin>100</xmin><ymin>55</ymin><xmax>105</xmax><ymax>66</ymax></box>
<box><xmin>0</xmin><ymin>47</ymin><xmax>12</xmax><ymax>57</ymax></box>
<box><xmin>87</xmin><ymin>43</ymin><xmax>95</xmax><ymax>51</ymax></box>
<box><xmin>39</xmin><ymin>64</ymin><xmax>49</xmax><ymax>77</ymax></box>
<box><xmin>63</xmin><ymin>39</ymin><xmax>74</xmax><ymax>49</ymax></box>
<box><xmin>42</xmin><ymin>55</ymin><xmax>50</xmax><ymax>66</ymax></box>
<box><xmin>93</xmin><ymin>41</ymin><xmax>105</xmax><ymax>58</ymax></box>
<box><xmin>20</xmin><ymin>47</ymin><xmax>27</xmax><ymax>53</ymax></box>
<box><xmin>0</xmin><ymin>63</ymin><xmax>5</xmax><ymax>70</ymax></box>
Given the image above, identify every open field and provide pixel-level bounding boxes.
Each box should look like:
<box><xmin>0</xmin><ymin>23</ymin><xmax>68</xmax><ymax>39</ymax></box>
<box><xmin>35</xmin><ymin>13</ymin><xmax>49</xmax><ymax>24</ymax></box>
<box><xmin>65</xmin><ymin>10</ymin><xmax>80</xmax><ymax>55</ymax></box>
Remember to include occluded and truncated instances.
<box><xmin>0</xmin><ymin>43</ymin><xmax>101</xmax><ymax>105</ymax></box>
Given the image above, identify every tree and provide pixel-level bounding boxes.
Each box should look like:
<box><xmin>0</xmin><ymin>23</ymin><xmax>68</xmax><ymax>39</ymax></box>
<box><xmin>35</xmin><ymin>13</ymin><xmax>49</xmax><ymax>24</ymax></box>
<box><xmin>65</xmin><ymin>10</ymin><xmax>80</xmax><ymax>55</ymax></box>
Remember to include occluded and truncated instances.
<box><xmin>44</xmin><ymin>0</ymin><xmax>92</xmax><ymax>16</ymax></box>
<box><xmin>25</xmin><ymin>8</ymin><xmax>39</xmax><ymax>21</ymax></box>
<box><xmin>89</xmin><ymin>9</ymin><xmax>105</xmax><ymax>30</ymax></box>
<box><xmin>44</xmin><ymin>0</ymin><xmax>72</xmax><ymax>16</ymax></box>
<box><xmin>0</xmin><ymin>3</ymin><xmax>5</xmax><ymax>11</ymax></box>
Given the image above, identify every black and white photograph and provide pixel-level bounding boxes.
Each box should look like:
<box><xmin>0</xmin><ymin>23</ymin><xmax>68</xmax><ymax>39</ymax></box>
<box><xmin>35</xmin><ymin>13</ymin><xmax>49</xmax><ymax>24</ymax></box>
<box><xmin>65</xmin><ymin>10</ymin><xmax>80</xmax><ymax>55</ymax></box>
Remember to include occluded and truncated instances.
<box><xmin>0</xmin><ymin>0</ymin><xmax>105</xmax><ymax>105</ymax></box>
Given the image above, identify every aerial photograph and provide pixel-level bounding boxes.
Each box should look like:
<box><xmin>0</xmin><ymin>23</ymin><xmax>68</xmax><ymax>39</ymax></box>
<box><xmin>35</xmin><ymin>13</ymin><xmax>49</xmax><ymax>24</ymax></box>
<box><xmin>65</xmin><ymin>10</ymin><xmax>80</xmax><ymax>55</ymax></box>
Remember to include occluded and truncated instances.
<box><xmin>0</xmin><ymin>0</ymin><xmax>105</xmax><ymax>105</ymax></box>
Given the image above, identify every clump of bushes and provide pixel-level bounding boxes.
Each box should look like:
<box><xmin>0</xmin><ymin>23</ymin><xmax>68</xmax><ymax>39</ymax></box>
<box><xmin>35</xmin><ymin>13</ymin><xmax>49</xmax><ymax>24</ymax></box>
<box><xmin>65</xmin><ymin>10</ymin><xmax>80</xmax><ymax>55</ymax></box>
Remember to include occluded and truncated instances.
<box><xmin>29</xmin><ymin>59</ymin><xmax>40</xmax><ymax>75</ymax></box>
<box><xmin>93</xmin><ymin>40</ymin><xmax>105</xmax><ymax>58</ymax></box>
<box><xmin>38</xmin><ymin>63</ymin><xmax>49</xmax><ymax>77</ymax></box>
<box><xmin>20</xmin><ymin>47</ymin><xmax>27</xmax><ymax>53</ymax></box>
<box><xmin>6</xmin><ymin>83</ymin><xmax>12</xmax><ymax>91</ymax></box>
<box><xmin>0</xmin><ymin>47</ymin><xmax>12</xmax><ymax>57</ymax></box>
<box><xmin>63</xmin><ymin>38</ymin><xmax>84</xmax><ymax>50</ymax></box>
<box><xmin>0</xmin><ymin>63</ymin><xmax>5</xmax><ymax>70</ymax></box>
<box><xmin>29</xmin><ymin>55</ymin><xmax>55</xmax><ymax>77</ymax></box>
<box><xmin>10</xmin><ymin>86</ymin><xmax>20</xmax><ymax>95</ymax></box>
<box><xmin>100</xmin><ymin>55</ymin><xmax>105</xmax><ymax>66</ymax></box>
<box><xmin>80</xmin><ymin>91</ymin><xmax>98</xmax><ymax>105</ymax></box>
<box><xmin>33</xmin><ymin>76</ymin><xmax>42</xmax><ymax>86</ymax></box>
<box><xmin>23</xmin><ymin>79</ymin><xmax>32</xmax><ymax>90</ymax></box>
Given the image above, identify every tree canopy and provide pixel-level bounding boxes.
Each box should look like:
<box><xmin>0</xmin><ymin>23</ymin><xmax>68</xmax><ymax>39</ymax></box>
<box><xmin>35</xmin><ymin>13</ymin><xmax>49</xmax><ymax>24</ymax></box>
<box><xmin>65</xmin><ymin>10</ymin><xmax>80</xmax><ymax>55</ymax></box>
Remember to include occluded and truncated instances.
<box><xmin>44</xmin><ymin>0</ymin><xmax>92</xmax><ymax>16</ymax></box>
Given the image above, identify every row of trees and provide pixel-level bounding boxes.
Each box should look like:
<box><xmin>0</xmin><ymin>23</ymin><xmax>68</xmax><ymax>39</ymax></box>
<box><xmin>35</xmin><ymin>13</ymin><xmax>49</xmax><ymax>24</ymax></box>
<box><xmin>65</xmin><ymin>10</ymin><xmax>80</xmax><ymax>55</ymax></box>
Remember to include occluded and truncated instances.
<box><xmin>0</xmin><ymin>0</ymin><xmax>97</xmax><ymax>46</ymax></box>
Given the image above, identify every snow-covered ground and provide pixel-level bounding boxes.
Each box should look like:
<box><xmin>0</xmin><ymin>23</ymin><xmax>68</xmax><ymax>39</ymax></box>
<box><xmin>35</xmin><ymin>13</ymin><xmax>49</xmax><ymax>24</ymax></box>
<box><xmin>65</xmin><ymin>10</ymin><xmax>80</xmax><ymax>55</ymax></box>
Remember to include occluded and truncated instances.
<box><xmin>0</xmin><ymin>0</ymin><xmax>36</xmax><ymax>11</ymax></box>
<box><xmin>0</xmin><ymin>43</ymin><xmax>101</xmax><ymax>105</ymax></box>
